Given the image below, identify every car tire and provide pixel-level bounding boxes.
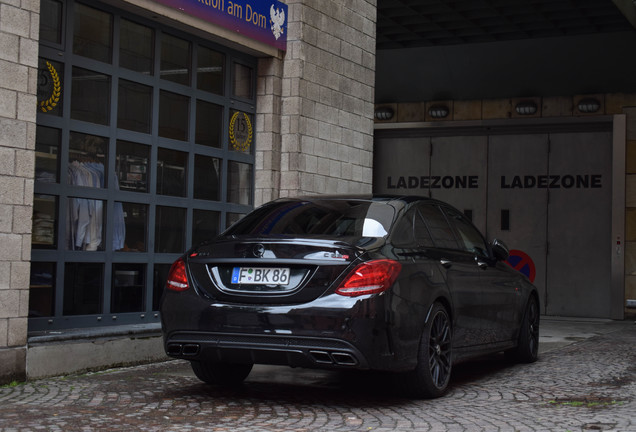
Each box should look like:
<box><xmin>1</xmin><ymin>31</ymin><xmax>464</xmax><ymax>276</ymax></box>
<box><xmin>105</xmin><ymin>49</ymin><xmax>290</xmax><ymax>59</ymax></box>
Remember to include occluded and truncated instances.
<box><xmin>190</xmin><ymin>361</ymin><xmax>253</xmax><ymax>385</ymax></box>
<box><xmin>403</xmin><ymin>302</ymin><xmax>453</xmax><ymax>399</ymax></box>
<box><xmin>507</xmin><ymin>295</ymin><xmax>540</xmax><ymax>363</ymax></box>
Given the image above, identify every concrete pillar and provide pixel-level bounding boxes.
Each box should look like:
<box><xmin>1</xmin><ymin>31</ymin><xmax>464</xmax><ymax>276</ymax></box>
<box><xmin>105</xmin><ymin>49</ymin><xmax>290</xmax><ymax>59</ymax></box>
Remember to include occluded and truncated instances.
<box><xmin>0</xmin><ymin>0</ymin><xmax>39</xmax><ymax>383</ymax></box>
<box><xmin>255</xmin><ymin>57</ymin><xmax>284</xmax><ymax>206</ymax></box>
<box><xmin>255</xmin><ymin>0</ymin><xmax>377</xmax><ymax>204</ymax></box>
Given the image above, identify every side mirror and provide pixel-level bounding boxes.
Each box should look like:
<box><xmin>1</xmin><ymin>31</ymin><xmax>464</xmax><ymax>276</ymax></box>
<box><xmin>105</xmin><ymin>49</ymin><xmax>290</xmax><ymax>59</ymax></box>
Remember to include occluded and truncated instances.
<box><xmin>491</xmin><ymin>238</ymin><xmax>510</xmax><ymax>261</ymax></box>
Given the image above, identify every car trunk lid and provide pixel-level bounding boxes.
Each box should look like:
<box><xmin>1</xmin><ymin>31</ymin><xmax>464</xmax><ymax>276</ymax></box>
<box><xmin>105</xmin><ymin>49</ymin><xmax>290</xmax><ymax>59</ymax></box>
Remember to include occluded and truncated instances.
<box><xmin>186</xmin><ymin>237</ymin><xmax>367</xmax><ymax>304</ymax></box>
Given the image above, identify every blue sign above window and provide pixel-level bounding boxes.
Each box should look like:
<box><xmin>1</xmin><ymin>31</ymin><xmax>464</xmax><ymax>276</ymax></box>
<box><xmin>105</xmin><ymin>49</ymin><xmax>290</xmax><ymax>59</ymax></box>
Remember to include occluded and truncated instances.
<box><xmin>153</xmin><ymin>0</ymin><xmax>288</xmax><ymax>51</ymax></box>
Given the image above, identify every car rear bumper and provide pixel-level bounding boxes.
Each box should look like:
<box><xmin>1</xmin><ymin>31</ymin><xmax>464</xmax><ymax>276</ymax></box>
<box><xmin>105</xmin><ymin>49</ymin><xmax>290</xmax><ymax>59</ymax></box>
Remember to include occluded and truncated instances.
<box><xmin>161</xmin><ymin>291</ymin><xmax>418</xmax><ymax>371</ymax></box>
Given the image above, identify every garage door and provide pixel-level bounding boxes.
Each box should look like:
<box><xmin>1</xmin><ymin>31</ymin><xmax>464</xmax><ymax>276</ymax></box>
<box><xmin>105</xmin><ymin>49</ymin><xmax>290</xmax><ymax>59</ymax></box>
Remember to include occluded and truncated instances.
<box><xmin>374</xmin><ymin>127</ymin><xmax>615</xmax><ymax>318</ymax></box>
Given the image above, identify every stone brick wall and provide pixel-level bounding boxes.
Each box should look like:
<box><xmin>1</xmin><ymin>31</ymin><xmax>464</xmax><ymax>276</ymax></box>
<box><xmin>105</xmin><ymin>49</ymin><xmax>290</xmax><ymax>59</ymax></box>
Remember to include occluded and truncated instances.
<box><xmin>255</xmin><ymin>57</ymin><xmax>284</xmax><ymax>205</ymax></box>
<box><xmin>0</xmin><ymin>0</ymin><xmax>39</xmax><ymax>382</ymax></box>
<box><xmin>254</xmin><ymin>0</ymin><xmax>377</xmax><ymax>203</ymax></box>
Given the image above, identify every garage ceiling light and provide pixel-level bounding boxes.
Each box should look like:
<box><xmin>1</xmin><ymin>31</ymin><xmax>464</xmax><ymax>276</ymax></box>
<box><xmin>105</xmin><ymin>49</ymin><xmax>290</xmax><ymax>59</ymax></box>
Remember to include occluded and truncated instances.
<box><xmin>515</xmin><ymin>101</ymin><xmax>538</xmax><ymax>115</ymax></box>
<box><xmin>428</xmin><ymin>105</ymin><xmax>449</xmax><ymax>118</ymax></box>
<box><xmin>577</xmin><ymin>98</ymin><xmax>601</xmax><ymax>113</ymax></box>
<box><xmin>375</xmin><ymin>106</ymin><xmax>394</xmax><ymax>120</ymax></box>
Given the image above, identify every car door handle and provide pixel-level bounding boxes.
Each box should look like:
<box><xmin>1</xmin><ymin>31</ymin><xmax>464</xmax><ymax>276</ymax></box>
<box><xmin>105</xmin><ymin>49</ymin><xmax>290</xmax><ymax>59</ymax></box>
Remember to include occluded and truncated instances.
<box><xmin>439</xmin><ymin>259</ymin><xmax>452</xmax><ymax>268</ymax></box>
<box><xmin>476</xmin><ymin>260</ymin><xmax>488</xmax><ymax>270</ymax></box>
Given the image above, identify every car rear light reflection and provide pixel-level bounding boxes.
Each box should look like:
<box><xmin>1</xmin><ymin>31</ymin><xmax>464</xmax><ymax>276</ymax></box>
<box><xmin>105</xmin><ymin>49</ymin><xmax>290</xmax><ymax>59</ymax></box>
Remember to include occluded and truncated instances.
<box><xmin>336</xmin><ymin>259</ymin><xmax>402</xmax><ymax>297</ymax></box>
<box><xmin>166</xmin><ymin>258</ymin><xmax>189</xmax><ymax>292</ymax></box>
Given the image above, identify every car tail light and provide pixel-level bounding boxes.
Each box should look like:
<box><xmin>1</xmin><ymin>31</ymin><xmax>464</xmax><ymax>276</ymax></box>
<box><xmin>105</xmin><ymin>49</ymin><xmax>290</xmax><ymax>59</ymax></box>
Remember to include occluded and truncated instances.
<box><xmin>335</xmin><ymin>259</ymin><xmax>402</xmax><ymax>297</ymax></box>
<box><xmin>166</xmin><ymin>258</ymin><xmax>189</xmax><ymax>292</ymax></box>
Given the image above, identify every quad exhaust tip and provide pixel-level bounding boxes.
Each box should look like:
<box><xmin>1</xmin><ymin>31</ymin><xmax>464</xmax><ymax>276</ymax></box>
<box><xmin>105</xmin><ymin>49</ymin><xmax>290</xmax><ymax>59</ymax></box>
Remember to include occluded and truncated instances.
<box><xmin>309</xmin><ymin>350</ymin><xmax>358</xmax><ymax>366</ymax></box>
<box><xmin>167</xmin><ymin>343</ymin><xmax>200</xmax><ymax>356</ymax></box>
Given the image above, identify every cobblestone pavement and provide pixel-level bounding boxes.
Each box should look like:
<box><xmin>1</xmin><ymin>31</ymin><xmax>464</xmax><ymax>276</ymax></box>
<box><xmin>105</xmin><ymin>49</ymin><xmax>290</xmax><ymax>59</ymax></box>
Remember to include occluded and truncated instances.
<box><xmin>1</xmin><ymin>321</ymin><xmax>634</xmax><ymax>432</ymax></box>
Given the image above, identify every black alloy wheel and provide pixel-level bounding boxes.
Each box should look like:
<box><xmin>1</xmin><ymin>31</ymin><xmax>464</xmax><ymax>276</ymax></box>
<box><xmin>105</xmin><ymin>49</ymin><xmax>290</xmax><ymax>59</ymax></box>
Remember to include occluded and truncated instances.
<box><xmin>404</xmin><ymin>302</ymin><xmax>453</xmax><ymax>398</ymax></box>
<box><xmin>507</xmin><ymin>295</ymin><xmax>540</xmax><ymax>363</ymax></box>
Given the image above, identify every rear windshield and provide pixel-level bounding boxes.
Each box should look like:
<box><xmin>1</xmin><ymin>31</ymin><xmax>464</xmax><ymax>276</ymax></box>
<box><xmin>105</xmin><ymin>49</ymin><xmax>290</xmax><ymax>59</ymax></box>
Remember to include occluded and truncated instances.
<box><xmin>224</xmin><ymin>200</ymin><xmax>396</xmax><ymax>238</ymax></box>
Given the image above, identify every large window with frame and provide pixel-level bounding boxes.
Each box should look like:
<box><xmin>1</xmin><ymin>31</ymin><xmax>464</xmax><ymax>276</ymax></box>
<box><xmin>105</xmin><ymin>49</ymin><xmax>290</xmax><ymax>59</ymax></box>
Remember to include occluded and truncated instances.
<box><xmin>30</xmin><ymin>0</ymin><xmax>256</xmax><ymax>331</ymax></box>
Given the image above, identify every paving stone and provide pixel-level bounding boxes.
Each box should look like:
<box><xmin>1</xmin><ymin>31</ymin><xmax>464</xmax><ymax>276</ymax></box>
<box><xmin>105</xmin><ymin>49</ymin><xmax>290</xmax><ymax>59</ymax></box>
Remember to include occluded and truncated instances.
<box><xmin>0</xmin><ymin>324</ymin><xmax>635</xmax><ymax>431</ymax></box>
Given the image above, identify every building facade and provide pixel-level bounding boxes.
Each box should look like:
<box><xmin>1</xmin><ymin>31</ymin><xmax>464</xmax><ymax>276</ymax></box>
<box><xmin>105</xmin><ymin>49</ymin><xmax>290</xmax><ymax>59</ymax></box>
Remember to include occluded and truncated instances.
<box><xmin>1</xmin><ymin>0</ymin><xmax>635</xmax><ymax>383</ymax></box>
<box><xmin>0</xmin><ymin>0</ymin><xmax>377</xmax><ymax>382</ymax></box>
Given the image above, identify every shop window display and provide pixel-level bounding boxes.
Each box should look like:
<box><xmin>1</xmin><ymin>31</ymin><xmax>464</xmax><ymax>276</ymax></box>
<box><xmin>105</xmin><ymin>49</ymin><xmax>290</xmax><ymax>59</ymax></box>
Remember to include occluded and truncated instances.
<box><xmin>71</xmin><ymin>66</ymin><xmax>111</xmax><ymax>125</ymax></box>
<box><xmin>63</xmin><ymin>263</ymin><xmax>103</xmax><ymax>316</ymax></box>
<box><xmin>227</xmin><ymin>161</ymin><xmax>252</xmax><ymax>205</ymax></box>
<box><xmin>39</xmin><ymin>0</ymin><xmax>63</xmax><ymax>45</ymax></box>
<box><xmin>116</xmin><ymin>141</ymin><xmax>149</xmax><ymax>193</ymax></box>
<box><xmin>34</xmin><ymin>126</ymin><xmax>60</xmax><ymax>184</ymax></box>
<box><xmin>31</xmin><ymin>0</ymin><xmax>256</xmax><ymax>330</ymax></box>
<box><xmin>29</xmin><ymin>262</ymin><xmax>56</xmax><ymax>317</ymax></box>
<box><xmin>193</xmin><ymin>209</ymin><xmax>220</xmax><ymax>242</ymax></box>
<box><xmin>112</xmin><ymin>264</ymin><xmax>145</xmax><ymax>313</ymax></box>
<box><xmin>116</xmin><ymin>202</ymin><xmax>148</xmax><ymax>252</ymax></box>
<box><xmin>155</xmin><ymin>206</ymin><xmax>186</xmax><ymax>253</ymax></box>
<box><xmin>120</xmin><ymin>19</ymin><xmax>154</xmax><ymax>74</ymax></box>
<box><xmin>159</xmin><ymin>90</ymin><xmax>189</xmax><ymax>141</ymax></box>
<box><xmin>197</xmin><ymin>45</ymin><xmax>224</xmax><ymax>95</ymax></box>
<box><xmin>118</xmin><ymin>80</ymin><xmax>152</xmax><ymax>134</ymax></box>
<box><xmin>73</xmin><ymin>3</ymin><xmax>112</xmax><ymax>64</ymax></box>
<box><xmin>157</xmin><ymin>148</ymin><xmax>187</xmax><ymax>197</ymax></box>
<box><xmin>32</xmin><ymin>195</ymin><xmax>57</xmax><ymax>248</ymax></box>
<box><xmin>195</xmin><ymin>100</ymin><xmax>223</xmax><ymax>148</ymax></box>
<box><xmin>160</xmin><ymin>33</ymin><xmax>191</xmax><ymax>85</ymax></box>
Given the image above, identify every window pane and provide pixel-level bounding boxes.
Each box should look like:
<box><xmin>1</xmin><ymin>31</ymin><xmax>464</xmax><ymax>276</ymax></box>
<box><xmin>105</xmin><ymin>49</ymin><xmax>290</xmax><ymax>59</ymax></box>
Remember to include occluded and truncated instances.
<box><xmin>159</xmin><ymin>90</ymin><xmax>189</xmax><ymax>141</ymax></box>
<box><xmin>444</xmin><ymin>208</ymin><xmax>489</xmax><ymax>257</ymax></box>
<box><xmin>64</xmin><ymin>263</ymin><xmax>103</xmax><ymax>315</ymax></box>
<box><xmin>67</xmin><ymin>197</ymin><xmax>105</xmax><ymax>251</ymax></box>
<box><xmin>225</xmin><ymin>200</ymin><xmax>394</xmax><ymax>238</ymax></box>
<box><xmin>192</xmin><ymin>209</ymin><xmax>220</xmax><ymax>244</ymax></box>
<box><xmin>229</xmin><ymin>110</ymin><xmax>254</xmax><ymax>154</ymax></box>
<box><xmin>29</xmin><ymin>262</ymin><xmax>56</xmax><ymax>317</ymax></box>
<box><xmin>35</xmin><ymin>126</ymin><xmax>60</xmax><ymax>183</ymax></box>
<box><xmin>39</xmin><ymin>0</ymin><xmax>63</xmax><ymax>44</ymax></box>
<box><xmin>68</xmin><ymin>132</ymin><xmax>107</xmax><ymax>188</ymax></box>
<box><xmin>160</xmin><ymin>33</ymin><xmax>190</xmax><ymax>85</ymax></box>
<box><xmin>232</xmin><ymin>62</ymin><xmax>253</xmax><ymax>99</ymax></box>
<box><xmin>414</xmin><ymin>211</ymin><xmax>435</xmax><ymax>247</ymax></box>
<box><xmin>155</xmin><ymin>206</ymin><xmax>186</xmax><ymax>253</ymax></box>
<box><xmin>194</xmin><ymin>155</ymin><xmax>220</xmax><ymax>201</ymax></box>
<box><xmin>418</xmin><ymin>205</ymin><xmax>459</xmax><ymax>250</ymax></box>
<box><xmin>73</xmin><ymin>3</ymin><xmax>112</xmax><ymax>63</ymax></box>
<box><xmin>116</xmin><ymin>141</ymin><xmax>149</xmax><ymax>192</ymax></box>
<box><xmin>197</xmin><ymin>45</ymin><xmax>224</xmax><ymax>94</ymax></box>
<box><xmin>71</xmin><ymin>67</ymin><xmax>110</xmax><ymax>125</ymax></box>
<box><xmin>196</xmin><ymin>100</ymin><xmax>223</xmax><ymax>147</ymax></box>
<box><xmin>32</xmin><ymin>195</ymin><xmax>57</xmax><ymax>248</ymax></box>
<box><xmin>227</xmin><ymin>161</ymin><xmax>252</xmax><ymax>205</ymax></box>
<box><xmin>120</xmin><ymin>19</ymin><xmax>154</xmax><ymax>74</ymax></box>
<box><xmin>153</xmin><ymin>264</ymin><xmax>170</xmax><ymax>311</ymax></box>
<box><xmin>226</xmin><ymin>212</ymin><xmax>246</xmax><ymax>228</ymax></box>
<box><xmin>118</xmin><ymin>79</ymin><xmax>152</xmax><ymax>133</ymax></box>
<box><xmin>115</xmin><ymin>202</ymin><xmax>148</xmax><ymax>252</ymax></box>
<box><xmin>391</xmin><ymin>207</ymin><xmax>416</xmax><ymax>247</ymax></box>
<box><xmin>37</xmin><ymin>58</ymin><xmax>63</xmax><ymax>116</ymax></box>
<box><xmin>112</xmin><ymin>263</ymin><xmax>145</xmax><ymax>313</ymax></box>
<box><xmin>157</xmin><ymin>148</ymin><xmax>187</xmax><ymax>197</ymax></box>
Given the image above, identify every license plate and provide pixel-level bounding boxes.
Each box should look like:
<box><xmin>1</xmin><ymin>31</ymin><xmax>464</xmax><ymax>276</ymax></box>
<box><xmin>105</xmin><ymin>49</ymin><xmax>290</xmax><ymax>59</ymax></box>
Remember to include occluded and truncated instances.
<box><xmin>231</xmin><ymin>267</ymin><xmax>290</xmax><ymax>285</ymax></box>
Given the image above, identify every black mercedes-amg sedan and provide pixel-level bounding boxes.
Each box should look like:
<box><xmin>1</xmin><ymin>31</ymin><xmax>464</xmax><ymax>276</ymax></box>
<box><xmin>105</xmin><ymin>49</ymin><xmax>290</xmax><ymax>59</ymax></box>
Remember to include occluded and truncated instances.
<box><xmin>160</xmin><ymin>195</ymin><xmax>539</xmax><ymax>398</ymax></box>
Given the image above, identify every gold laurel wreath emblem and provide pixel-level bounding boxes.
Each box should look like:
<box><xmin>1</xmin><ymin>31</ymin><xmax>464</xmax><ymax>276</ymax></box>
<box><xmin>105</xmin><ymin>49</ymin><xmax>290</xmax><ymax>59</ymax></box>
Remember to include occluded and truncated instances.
<box><xmin>229</xmin><ymin>112</ymin><xmax>253</xmax><ymax>152</ymax></box>
<box><xmin>39</xmin><ymin>61</ymin><xmax>61</xmax><ymax>113</ymax></box>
